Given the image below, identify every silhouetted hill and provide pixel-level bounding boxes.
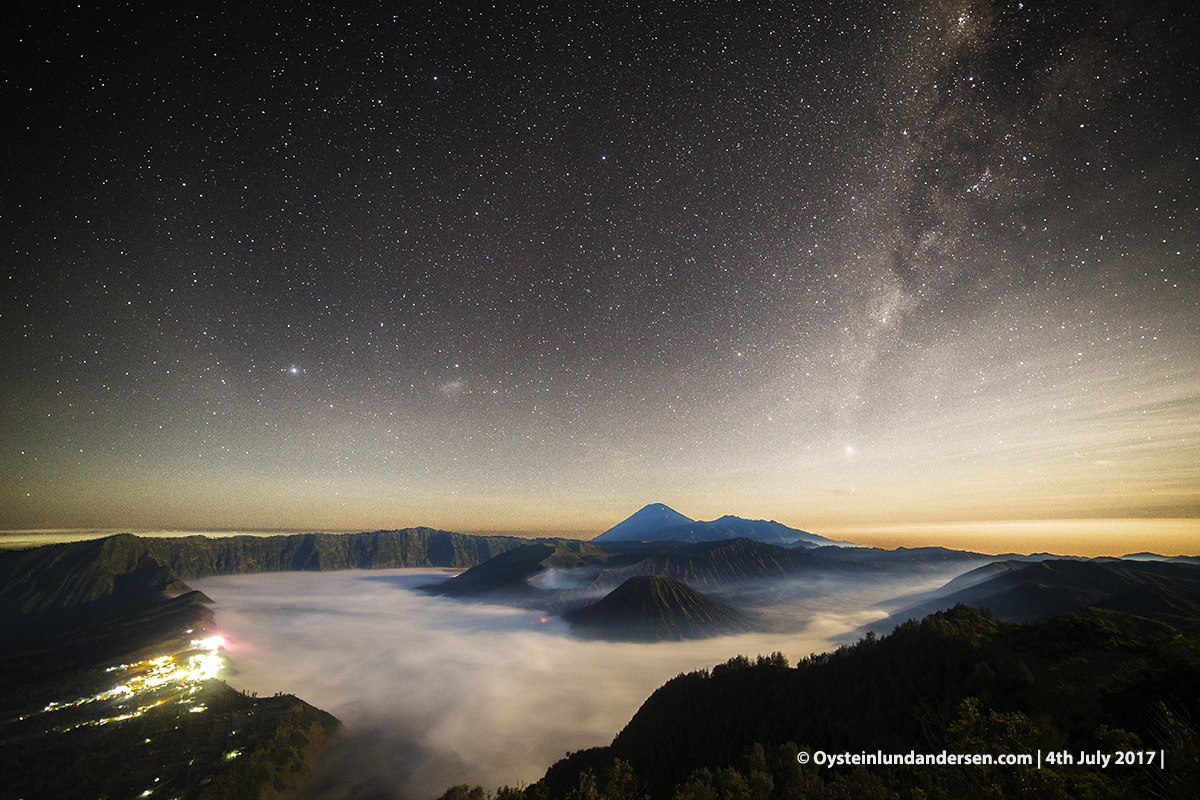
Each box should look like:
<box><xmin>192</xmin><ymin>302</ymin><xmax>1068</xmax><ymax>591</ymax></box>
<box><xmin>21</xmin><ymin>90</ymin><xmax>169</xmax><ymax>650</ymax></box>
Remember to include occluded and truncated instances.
<box><xmin>1089</xmin><ymin>583</ymin><xmax>1200</xmax><ymax>637</ymax></box>
<box><xmin>423</xmin><ymin>540</ymin><xmax>616</xmax><ymax>600</ymax></box>
<box><xmin>820</xmin><ymin>544</ymin><xmax>1049</xmax><ymax>569</ymax></box>
<box><xmin>426</xmin><ymin>542</ymin><xmax>559</xmax><ymax>596</ymax></box>
<box><xmin>879</xmin><ymin>558</ymin><xmax>1200</xmax><ymax>630</ymax></box>
<box><xmin>0</xmin><ymin>568</ymin><xmax>340</xmax><ymax>800</ymax></box>
<box><xmin>0</xmin><ymin>590</ymin><xmax>217</xmax><ymax>704</ymax></box>
<box><xmin>533</xmin><ymin>604</ymin><xmax>1200</xmax><ymax>800</ymax></box>
<box><xmin>0</xmin><ymin>529</ymin><xmax>526</xmax><ymax>614</ymax></box>
<box><xmin>3</xmin><ymin>664</ymin><xmax>338</xmax><ymax>800</ymax></box>
<box><xmin>566</xmin><ymin>575</ymin><xmax>753</xmax><ymax>641</ymax></box>
<box><xmin>1119</xmin><ymin>552</ymin><xmax>1200</xmax><ymax>564</ymax></box>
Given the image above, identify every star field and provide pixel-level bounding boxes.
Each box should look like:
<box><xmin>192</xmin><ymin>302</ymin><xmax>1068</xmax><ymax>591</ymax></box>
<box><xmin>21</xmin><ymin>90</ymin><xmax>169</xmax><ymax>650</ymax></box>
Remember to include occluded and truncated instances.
<box><xmin>2</xmin><ymin>1</ymin><xmax>1198</xmax><ymax>544</ymax></box>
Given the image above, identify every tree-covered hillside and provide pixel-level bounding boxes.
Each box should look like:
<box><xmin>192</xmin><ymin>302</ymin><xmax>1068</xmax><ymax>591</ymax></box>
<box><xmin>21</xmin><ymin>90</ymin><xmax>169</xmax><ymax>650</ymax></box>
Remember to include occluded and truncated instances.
<box><xmin>450</xmin><ymin>605</ymin><xmax>1200</xmax><ymax>800</ymax></box>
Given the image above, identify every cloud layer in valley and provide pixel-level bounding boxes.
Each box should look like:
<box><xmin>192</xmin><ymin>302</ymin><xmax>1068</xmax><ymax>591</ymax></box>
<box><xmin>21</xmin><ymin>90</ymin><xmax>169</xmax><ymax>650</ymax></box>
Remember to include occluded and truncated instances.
<box><xmin>194</xmin><ymin>568</ymin><xmax>935</xmax><ymax>800</ymax></box>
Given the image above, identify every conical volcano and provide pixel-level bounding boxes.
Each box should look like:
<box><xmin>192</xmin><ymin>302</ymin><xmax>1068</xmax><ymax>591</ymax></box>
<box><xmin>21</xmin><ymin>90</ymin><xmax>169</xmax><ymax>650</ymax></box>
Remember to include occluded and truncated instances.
<box><xmin>566</xmin><ymin>574</ymin><xmax>752</xmax><ymax>641</ymax></box>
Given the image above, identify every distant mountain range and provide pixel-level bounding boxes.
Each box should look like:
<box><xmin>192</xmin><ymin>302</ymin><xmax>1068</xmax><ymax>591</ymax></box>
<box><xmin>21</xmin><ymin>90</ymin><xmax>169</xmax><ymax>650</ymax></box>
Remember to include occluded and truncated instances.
<box><xmin>872</xmin><ymin>557</ymin><xmax>1200</xmax><ymax>634</ymax></box>
<box><xmin>591</xmin><ymin>503</ymin><xmax>845</xmax><ymax>547</ymax></box>
<box><xmin>424</xmin><ymin>533</ymin><xmax>1036</xmax><ymax>641</ymax></box>
<box><xmin>0</xmin><ymin>529</ymin><xmax>526</xmax><ymax>616</ymax></box>
<box><xmin>565</xmin><ymin>575</ymin><xmax>753</xmax><ymax>641</ymax></box>
<box><xmin>6</xmin><ymin>520</ymin><xmax>1200</xmax><ymax>799</ymax></box>
<box><xmin>431</xmin><ymin>534</ymin><xmax>1032</xmax><ymax>601</ymax></box>
<box><xmin>426</xmin><ymin>536</ymin><xmax>843</xmax><ymax>613</ymax></box>
<box><xmin>425</xmin><ymin>505</ymin><xmax>1200</xmax><ymax>644</ymax></box>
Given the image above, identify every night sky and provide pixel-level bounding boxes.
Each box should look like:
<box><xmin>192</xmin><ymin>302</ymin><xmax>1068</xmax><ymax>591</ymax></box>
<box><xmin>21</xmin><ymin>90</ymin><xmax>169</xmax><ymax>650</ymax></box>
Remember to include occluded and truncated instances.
<box><xmin>3</xmin><ymin>2</ymin><xmax>1198</xmax><ymax>545</ymax></box>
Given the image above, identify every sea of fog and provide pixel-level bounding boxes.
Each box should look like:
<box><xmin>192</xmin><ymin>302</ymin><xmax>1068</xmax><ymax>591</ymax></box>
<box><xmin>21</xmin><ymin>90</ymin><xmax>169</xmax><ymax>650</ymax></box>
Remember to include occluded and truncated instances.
<box><xmin>193</xmin><ymin>569</ymin><xmax>917</xmax><ymax>800</ymax></box>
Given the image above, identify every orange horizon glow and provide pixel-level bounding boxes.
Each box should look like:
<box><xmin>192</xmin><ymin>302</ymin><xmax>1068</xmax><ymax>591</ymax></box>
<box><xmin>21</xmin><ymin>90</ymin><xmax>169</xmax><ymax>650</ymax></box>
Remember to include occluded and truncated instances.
<box><xmin>815</xmin><ymin>518</ymin><xmax>1200</xmax><ymax>558</ymax></box>
<box><xmin>3</xmin><ymin>516</ymin><xmax>1197</xmax><ymax>559</ymax></box>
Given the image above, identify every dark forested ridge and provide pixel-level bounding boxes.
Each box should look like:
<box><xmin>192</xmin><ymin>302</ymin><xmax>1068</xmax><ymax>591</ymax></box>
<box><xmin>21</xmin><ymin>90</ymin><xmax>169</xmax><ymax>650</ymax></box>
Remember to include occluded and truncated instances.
<box><xmin>464</xmin><ymin>604</ymin><xmax>1200</xmax><ymax>800</ymax></box>
<box><xmin>0</xmin><ymin>578</ymin><xmax>340</xmax><ymax>800</ymax></box>
<box><xmin>0</xmin><ymin>529</ymin><xmax>526</xmax><ymax>614</ymax></box>
<box><xmin>2</xmin><ymin>672</ymin><xmax>338</xmax><ymax>800</ymax></box>
<box><xmin>881</xmin><ymin>559</ymin><xmax>1200</xmax><ymax>631</ymax></box>
<box><xmin>0</xmin><ymin>528</ymin><xmax>524</xmax><ymax>799</ymax></box>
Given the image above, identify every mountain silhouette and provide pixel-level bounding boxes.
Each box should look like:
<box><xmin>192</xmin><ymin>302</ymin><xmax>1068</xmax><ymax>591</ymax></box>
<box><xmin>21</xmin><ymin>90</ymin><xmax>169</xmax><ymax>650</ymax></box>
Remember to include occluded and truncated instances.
<box><xmin>592</xmin><ymin>503</ymin><xmax>695</xmax><ymax>542</ymax></box>
<box><xmin>878</xmin><ymin>558</ymin><xmax>1200</xmax><ymax>629</ymax></box>
<box><xmin>0</xmin><ymin>530</ymin><xmax>527</xmax><ymax>616</ymax></box>
<box><xmin>427</xmin><ymin>536</ymin><xmax>1026</xmax><ymax>617</ymax></box>
<box><xmin>566</xmin><ymin>574</ymin><xmax>752</xmax><ymax>641</ymax></box>
<box><xmin>593</xmin><ymin>504</ymin><xmax>837</xmax><ymax>547</ymax></box>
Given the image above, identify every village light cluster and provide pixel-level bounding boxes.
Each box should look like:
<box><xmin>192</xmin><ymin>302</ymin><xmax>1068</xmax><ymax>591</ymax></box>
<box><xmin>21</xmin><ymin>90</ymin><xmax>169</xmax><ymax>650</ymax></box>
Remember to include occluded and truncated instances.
<box><xmin>33</xmin><ymin>636</ymin><xmax>227</xmax><ymax>730</ymax></box>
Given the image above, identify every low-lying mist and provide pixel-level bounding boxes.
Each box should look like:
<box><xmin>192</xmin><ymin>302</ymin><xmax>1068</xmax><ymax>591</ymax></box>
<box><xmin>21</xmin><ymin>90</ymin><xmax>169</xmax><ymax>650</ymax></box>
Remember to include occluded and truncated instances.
<box><xmin>192</xmin><ymin>568</ymin><xmax>951</xmax><ymax>800</ymax></box>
